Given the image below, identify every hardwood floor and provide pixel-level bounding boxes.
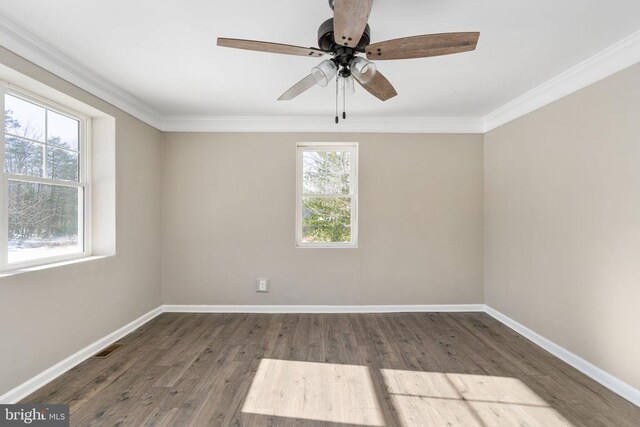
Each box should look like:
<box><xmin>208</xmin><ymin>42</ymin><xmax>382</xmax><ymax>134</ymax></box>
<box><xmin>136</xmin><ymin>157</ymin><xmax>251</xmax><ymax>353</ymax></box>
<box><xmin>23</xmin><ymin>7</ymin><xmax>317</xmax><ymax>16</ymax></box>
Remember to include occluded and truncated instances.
<box><xmin>22</xmin><ymin>313</ymin><xmax>640</xmax><ymax>426</ymax></box>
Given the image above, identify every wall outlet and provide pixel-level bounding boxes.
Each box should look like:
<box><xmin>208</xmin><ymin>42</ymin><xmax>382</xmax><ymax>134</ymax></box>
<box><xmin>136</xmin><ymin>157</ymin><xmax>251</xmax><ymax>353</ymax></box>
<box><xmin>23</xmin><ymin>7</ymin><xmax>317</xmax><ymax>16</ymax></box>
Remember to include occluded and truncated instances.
<box><xmin>256</xmin><ymin>278</ymin><xmax>270</xmax><ymax>293</ymax></box>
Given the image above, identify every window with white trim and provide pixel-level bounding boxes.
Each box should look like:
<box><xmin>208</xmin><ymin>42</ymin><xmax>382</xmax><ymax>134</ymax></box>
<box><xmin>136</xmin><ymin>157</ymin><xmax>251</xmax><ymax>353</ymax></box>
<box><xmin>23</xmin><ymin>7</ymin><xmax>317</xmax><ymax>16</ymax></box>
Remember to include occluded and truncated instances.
<box><xmin>1</xmin><ymin>85</ymin><xmax>90</xmax><ymax>270</ymax></box>
<box><xmin>296</xmin><ymin>142</ymin><xmax>358</xmax><ymax>248</ymax></box>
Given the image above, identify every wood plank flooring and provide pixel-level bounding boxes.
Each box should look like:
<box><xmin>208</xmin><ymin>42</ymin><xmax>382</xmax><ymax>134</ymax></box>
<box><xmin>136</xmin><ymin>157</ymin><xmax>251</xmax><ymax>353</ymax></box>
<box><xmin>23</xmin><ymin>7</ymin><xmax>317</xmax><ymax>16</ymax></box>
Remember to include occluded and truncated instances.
<box><xmin>22</xmin><ymin>313</ymin><xmax>640</xmax><ymax>426</ymax></box>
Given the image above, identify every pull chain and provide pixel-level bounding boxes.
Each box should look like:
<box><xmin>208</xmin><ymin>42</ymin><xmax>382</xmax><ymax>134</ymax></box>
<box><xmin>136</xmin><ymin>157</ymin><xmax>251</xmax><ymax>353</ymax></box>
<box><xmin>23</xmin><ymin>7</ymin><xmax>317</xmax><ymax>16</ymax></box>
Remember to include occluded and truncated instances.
<box><xmin>335</xmin><ymin>74</ymin><xmax>339</xmax><ymax>124</ymax></box>
<box><xmin>342</xmin><ymin>79</ymin><xmax>346</xmax><ymax>120</ymax></box>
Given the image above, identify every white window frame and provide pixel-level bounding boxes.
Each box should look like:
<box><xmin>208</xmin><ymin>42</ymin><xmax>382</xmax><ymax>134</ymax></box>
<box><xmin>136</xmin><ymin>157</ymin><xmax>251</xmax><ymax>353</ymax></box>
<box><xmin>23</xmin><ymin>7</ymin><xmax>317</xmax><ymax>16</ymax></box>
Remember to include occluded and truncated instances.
<box><xmin>296</xmin><ymin>142</ymin><xmax>358</xmax><ymax>249</ymax></box>
<box><xmin>0</xmin><ymin>82</ymin><xmax>92</xmax><ymax>271</ymax></box>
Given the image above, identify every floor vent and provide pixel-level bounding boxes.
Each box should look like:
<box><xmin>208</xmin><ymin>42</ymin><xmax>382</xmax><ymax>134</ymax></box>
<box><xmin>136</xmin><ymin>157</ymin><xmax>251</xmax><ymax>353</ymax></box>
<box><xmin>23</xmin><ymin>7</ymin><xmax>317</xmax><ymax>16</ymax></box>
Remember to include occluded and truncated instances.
<box><xmin>93</xmin><ymin>343</ymin><xmax>124</xmax><ymax>359</ymax></box>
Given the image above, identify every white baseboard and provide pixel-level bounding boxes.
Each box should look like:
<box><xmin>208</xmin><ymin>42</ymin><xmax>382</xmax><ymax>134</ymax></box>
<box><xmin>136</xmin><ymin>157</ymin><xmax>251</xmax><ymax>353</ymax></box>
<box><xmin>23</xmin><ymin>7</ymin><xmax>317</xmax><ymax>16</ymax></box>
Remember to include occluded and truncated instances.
<box><xmin>3</xmin><ymin>304</ymin><xmax>637</xmax><ymax>409</ymax></box>
<box><xmin>0</xmin><ymin>303</ymin><xmax>482</xmax><ymax>403</ymax></box>
<box><xmin>0</xmin><ymin>306</ymin><xmax>164</xmax><ymax>404</ymax></box>
<box><xmin>162</xmin><ymin>304</ymin><xmax>485</xmax><ymax>314</ymax></box>
<box><xmin>484</xmin><ymin>305</ymin><xmax>640</xmax><ymax>407</ymax></box>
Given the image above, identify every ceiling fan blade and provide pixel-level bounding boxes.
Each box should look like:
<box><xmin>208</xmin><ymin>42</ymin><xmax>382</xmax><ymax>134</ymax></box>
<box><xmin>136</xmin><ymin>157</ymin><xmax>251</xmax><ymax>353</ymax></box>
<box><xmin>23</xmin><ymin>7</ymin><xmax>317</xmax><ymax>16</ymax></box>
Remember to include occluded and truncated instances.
<box><xmin>366</xmin><ymin>32</ymin><xmax>479</xmax><ymax>60</ymax></box>
<box><xmin>333</xmin><ymin>0</ymin><xmax>373</xmax><ymax>48</ymax></box>
<box><xmin>217</xmin><ymin>38</ymin><xmax>325</xmax><ymax>57</ymax></box>
<box><xmin>278</xmin><ymin>74</ymin><xmax>317</xmax><ymax>101</ymax></box>
<box><xmin>356</xmin><ymin>71</ymin><xmax>397</xmax><ymax>101</ymax></box>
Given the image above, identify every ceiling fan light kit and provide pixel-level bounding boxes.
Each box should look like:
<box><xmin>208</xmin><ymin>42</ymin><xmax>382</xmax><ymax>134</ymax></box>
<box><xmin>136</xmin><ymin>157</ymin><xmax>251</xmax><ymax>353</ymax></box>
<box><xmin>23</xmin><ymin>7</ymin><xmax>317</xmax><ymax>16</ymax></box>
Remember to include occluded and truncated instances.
<box><xmin>217</xmin><ymin>0</ymin><xmax>480</xmax><ymax>123</ymax></box>
<box><xmin>350</xmin><ymin>57</ymin><xmax>376</xmax><ymax>84</ymax></box>
<box><xmin>311</xmin><ymin>60</ymin><xmax>338</xmax><ymax>87</ymax></box>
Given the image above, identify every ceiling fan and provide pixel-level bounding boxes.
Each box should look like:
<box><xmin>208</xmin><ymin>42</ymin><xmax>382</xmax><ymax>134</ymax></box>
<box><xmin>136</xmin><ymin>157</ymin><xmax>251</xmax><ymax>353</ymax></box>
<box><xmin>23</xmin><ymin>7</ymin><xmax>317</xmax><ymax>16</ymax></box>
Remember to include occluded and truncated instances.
<box><xmin>218</xmin><ymin>0</ymin><xmax>479</xmax><ymax>122</ymax></box>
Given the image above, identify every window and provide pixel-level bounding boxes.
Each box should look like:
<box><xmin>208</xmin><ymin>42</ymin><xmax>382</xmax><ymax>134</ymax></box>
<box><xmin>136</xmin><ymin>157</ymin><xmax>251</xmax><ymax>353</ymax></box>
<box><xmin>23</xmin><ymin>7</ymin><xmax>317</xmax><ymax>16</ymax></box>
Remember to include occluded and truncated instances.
<box><xmin>1</xmin><ymin>85</ymin><xmax>90</xmax><ymax>270</ymax></box>
<box><xmin>296</xmin><ymin>143</ymin><xmax>358</xmax><ymax>248</ymax></box>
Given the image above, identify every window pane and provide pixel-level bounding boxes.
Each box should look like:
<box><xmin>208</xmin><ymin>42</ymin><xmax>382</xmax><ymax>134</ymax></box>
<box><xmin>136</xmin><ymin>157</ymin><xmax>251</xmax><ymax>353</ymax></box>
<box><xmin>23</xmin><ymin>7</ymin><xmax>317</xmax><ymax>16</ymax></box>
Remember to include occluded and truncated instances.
<box><xmin>47</xmin><ymin>147</ymin><xmax>79</xmax><ymax>181</ymax></box>
<box><xmin>302</xmin><ymin>150</ymin><xmax>351</xmax><ymax>195</ymax></box>
<box><xmin>5</xmin><ymin>136</ymin><xmax>44</xmax><ymax>177</ymax></box>
<box><xmin>7</xmin><ymin>181</ymin><xmax>82</xmax><ymax>263</ymax></box>
<box><xmin>48</xmin><ymin>110</ymin><xmax>79</xmax><ymax>150</ymax></box>
<box><xmin>4</xmin><ymin>94</ymin><xmax>46</xmax><ymax>142</ymax></box>
<box><xmin>302</xmin><ymin>197</ymin><xmax>351</xmax><ymax>243</ymax></box>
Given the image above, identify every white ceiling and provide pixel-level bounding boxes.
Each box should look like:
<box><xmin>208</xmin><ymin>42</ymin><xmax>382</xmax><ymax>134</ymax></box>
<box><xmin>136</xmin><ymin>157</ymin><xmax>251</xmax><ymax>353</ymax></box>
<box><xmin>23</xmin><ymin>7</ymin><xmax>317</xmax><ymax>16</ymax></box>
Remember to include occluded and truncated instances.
<box><xmin>1</xmin><ymin>0</ymin><xmax>640</xmax><ymax>120</ymax></box>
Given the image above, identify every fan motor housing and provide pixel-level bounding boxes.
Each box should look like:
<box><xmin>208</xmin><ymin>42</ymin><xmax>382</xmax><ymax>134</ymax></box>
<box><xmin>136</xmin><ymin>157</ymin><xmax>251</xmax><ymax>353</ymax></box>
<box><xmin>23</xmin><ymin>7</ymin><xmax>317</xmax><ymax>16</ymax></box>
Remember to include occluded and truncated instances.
<box><xmin>317</xmin><ymin>18</ymin><xmax>370</xmax><ymax>52</ymax></box>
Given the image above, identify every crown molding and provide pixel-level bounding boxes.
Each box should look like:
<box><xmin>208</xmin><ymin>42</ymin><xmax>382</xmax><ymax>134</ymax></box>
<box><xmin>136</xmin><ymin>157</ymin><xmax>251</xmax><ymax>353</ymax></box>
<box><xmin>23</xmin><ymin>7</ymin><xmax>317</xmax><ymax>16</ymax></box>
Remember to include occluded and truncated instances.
<box><xmin>0</xmin><ymin>12</ymin><xmax>164</xmax><ymax>129</ymax></box>
<box><xmin>483</xmin><ymin>29</ymin><xmax>640</xmax><ymax>132</ymax></box>
<box><xmin>160</xmin><ymin>115</ymin><xmax>485</xmax><ymax>133</ymax></box>
<box><xmin>2</xmin><ymin>10</ymin><xmax>640</xmax><ymax>134</ymax></box>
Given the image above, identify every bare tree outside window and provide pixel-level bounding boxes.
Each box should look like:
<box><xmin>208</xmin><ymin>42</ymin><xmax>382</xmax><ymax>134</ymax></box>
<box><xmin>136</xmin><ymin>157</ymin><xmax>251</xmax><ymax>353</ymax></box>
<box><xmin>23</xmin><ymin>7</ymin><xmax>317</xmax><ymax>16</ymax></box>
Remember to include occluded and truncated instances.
<box><xmin>3</xmin><ymin>93</ymin><xmax>85</xmax><ymax>265</ymax></box>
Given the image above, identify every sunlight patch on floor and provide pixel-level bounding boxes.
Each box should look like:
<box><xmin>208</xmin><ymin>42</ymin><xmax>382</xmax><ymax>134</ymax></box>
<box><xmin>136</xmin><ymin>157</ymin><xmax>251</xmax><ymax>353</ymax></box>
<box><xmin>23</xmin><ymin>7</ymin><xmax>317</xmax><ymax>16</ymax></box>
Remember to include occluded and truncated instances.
<box><xmin>381</xmin><ymin>369</ymin><xmax>573</xmax><ymax>426</ymax></box>
<box><xmin>242</xmin><ymin>358</ymin><xmax>385</xmax><ymax>426</ymax></box>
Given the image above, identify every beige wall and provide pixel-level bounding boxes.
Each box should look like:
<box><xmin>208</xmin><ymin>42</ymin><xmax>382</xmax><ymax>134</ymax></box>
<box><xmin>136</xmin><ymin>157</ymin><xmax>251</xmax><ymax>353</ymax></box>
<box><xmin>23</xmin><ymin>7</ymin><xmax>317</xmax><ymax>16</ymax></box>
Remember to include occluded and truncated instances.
<box><xmin>163</xmin><ymin>132</ymin><xmax>484</xmax><ymax>305</ymax></box>
<box><xmin>1</xmin><ymin>36</ymin><xmax>638</xmax><ymax>401</ymax></box>
<box><xmin>485</xmin><ymin>64</ymin><xmax>640</xmax><ymax>389</ymax></box>
<box><xmin>0</xmin><ymin>48</ymin><xmax>163</xmax><ymax>395</ymax></box>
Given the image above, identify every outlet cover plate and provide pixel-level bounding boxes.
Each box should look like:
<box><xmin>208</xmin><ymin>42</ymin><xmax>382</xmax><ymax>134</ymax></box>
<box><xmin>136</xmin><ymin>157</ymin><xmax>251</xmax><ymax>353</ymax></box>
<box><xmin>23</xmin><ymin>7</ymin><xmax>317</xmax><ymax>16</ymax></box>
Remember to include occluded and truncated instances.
<box><xmin>256</xmin><ymin>278</ymin><xmax>270</xmax><ymax>293</ymax></box>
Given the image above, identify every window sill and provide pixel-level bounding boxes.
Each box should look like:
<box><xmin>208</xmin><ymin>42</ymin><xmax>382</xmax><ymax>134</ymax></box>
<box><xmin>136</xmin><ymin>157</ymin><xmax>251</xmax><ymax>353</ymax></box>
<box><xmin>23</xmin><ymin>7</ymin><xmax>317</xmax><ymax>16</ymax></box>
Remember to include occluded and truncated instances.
<box><xmin>0</xmin><ymin>254</ymin><xmax>112</xmax><ymax>278</ymax></box>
